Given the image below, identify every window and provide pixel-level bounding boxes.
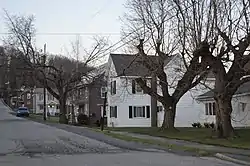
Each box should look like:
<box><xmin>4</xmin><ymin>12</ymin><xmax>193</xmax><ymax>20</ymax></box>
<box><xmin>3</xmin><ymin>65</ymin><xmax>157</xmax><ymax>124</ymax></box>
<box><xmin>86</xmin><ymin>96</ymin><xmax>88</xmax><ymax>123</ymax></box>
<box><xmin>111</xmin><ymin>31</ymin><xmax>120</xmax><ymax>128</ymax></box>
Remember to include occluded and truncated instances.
<box><xmin>110</xmin><ymin>106</ymin><xmax>117</xmax><ymax>118</ymax></box>
<box><xmin>39</xmin><ymin>94</ymin><xmax>43</xmax><ymax>101</ymax></box>
<box><xmin>39</xmin><ymin>104</ymin><xmax>44</xmax><ymax>110</ymax></box>
<box><xmin>132</xmin><ymin>79</ymin><xmax>146</xmax><ymax>94</ymax></box>
<box><xmin>111</xmin><ymin>81</ymin><xmax>116</xmax><ymax>95</ymax></box>
<box><xmin>48</xmin><ymin>94</ymin><xmax>54</xmax><ymax>101</ymax></box>
<box><xmin>129</xmin><ymin>106</ymin><xmax>150</xmax><ymax>118</ymax></box>
<box><xmin>101</xmin><ymin>87</ymin><xmax>107</xmax><ymax>98</ymax></box>
<box><xmin>134</xmin><ymin>106</ymin><xmax>145</xmax><ymax>117</ymax></box>
<box><xmin>157</xmin><ymin>106</ymin><xmax>163</xmax><ymax>112</ymax></box>
<box><xmin>239</xmin><ymin>102</ymin><xmax>247</xmax><ymax>112</ymax></box>
<box><xmin>205</xmin><ymin>102</ymin><xmax>216</xmax><ymax>115</ymax></box>
<box><xmin>27</xmin><ymin>93</ymin><xmax>31</xmax><ymax>99</ymax></box>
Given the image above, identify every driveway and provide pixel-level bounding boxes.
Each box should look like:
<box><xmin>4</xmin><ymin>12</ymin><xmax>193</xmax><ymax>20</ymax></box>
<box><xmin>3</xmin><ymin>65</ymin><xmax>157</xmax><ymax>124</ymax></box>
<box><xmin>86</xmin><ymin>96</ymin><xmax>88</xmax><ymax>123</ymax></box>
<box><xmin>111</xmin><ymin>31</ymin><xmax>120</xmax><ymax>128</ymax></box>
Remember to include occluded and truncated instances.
<box><xmin>0</xmin><ymin>101</ymin><xmax>240</xmax><ymax>166</ymax></box>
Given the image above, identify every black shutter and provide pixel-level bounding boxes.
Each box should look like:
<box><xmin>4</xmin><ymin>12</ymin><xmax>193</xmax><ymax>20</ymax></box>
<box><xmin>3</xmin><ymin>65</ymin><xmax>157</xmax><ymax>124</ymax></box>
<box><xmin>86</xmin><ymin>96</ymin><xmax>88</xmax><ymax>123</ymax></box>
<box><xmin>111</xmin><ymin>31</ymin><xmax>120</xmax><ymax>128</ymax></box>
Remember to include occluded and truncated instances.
<box><xmin>132</xmin><ymin>80</ymin><xmax>136</xmax><ymax>94</ymax></box>
<box><xmin>110</xmin><ymin>106</ymin><xmax>112</xmax><ymax>117</ymax></box>
<box><xmin>133</xmin><ymin>106</ymin><xmax>137</xmax><ymax>117</ymax></box>
<box><xmin>146</xmin><ymin>106</ymin><xmax>150</xmax><ymax>118</ymax></box>
<box><xmin>115</xmin><ymin>106</ymin><xmax>117</xmax><ymax>118</ymax></box>
<box><xmin>114</xmin><ymin>81</ymin><xmax>116</xmax><ymax>94</ymax></box>
<box><xmin>129</xmin><ymin>106</ymin><xmax>133</xmax><ymax>118</ymax></box>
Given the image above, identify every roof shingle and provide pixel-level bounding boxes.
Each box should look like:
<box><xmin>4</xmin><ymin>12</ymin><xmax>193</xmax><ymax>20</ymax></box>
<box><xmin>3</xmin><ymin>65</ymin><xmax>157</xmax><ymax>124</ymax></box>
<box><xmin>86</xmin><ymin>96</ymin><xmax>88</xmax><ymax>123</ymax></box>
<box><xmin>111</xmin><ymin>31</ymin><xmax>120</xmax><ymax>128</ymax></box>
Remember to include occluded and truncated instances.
<box><xmin>110</xmin><ymin>53</ymin><xmax>173</xmax><ymax>77</ymax></box>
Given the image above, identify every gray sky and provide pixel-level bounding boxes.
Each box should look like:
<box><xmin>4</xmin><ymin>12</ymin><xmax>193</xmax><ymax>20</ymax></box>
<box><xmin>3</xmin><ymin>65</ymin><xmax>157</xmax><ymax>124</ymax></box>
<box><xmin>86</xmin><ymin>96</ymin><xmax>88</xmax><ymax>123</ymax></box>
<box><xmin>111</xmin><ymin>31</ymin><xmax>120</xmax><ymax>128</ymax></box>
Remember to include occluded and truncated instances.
<box><xmin>0</xmin><ymin>0</ymin><xmax>126</xmax><ymax>59</ymax></box>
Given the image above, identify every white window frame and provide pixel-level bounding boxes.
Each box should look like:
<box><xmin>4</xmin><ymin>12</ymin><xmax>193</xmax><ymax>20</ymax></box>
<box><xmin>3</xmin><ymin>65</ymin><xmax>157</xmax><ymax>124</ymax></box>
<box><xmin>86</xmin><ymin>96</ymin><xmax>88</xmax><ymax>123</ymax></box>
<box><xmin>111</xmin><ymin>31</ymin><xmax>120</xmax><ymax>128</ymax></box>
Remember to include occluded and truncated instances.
<box><xmin>39</xmin><ymin>94</ymin><xmax>43</xmax><ymax>101</ymax></box>
<box><xmin>27</xmin><ymin>93</ymin><xmax>31</xmax><ymax>99</ymax></box>
<box><xmin>110</xmin><ymin>106</ymin><xmax>117</xmax><ymax>118</ymax></box>
<box><xmin>39</xmin><ymin>104</ymin><xmax>44</xmax><ymax>110</ymax></box>
<box><xmin>205</xmin><ymin>102</ymin><xmax>216</xmax><ymax>115</ymax></box>
<box><xmin>133</xmin><ymin>106</ymin><xmax>146</xmax><ymax>118</ymax></box>
<box><xmin>111</xmin><ymin>81</ymin><xmax>116</xmax><ymax>95</ymax></box>
<box><xmin>135</xmin><ymin>83</ymin><xmax>143</xmax><ymax>93</ymax></box>
<box><xmin>157</xmin><ymin>106</ymin><xmax>163</xmax><ymax>112</ymax></box>
<box><xmin>239</xmin><ymin>102</ymin><xmax>247</xmax><ymax>112</ymax></box>
<box><xmin>101</xmin><ymin>87</ymin><xmax>107</xmax><ymax>98</ymax></box>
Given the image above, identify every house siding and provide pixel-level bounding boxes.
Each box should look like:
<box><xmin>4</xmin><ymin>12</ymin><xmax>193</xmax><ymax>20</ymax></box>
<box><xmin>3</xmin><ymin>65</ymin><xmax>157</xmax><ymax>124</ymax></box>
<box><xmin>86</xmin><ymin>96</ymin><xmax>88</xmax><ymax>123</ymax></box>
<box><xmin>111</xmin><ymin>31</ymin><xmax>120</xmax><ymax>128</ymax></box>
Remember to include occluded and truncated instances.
<box><xmin>107</xmin><ymin>54</ymin><xmax>217</xmax><ymax>127</ymax></box>
<box><xmin>88</xmin><ymin>77</ymin><xmax>106</xmax><ymax>124</ymax></box>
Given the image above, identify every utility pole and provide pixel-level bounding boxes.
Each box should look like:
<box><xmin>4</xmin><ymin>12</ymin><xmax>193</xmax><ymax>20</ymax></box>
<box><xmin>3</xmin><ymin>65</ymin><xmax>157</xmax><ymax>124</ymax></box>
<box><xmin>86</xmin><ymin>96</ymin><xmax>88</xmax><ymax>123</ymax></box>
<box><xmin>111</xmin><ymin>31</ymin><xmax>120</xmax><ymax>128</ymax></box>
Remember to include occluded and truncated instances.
<box><xmin>43</xmin><ymin>44</ymin><xmax>47</xmax><ymax>121</ymax></box>
<box><xmin>71</xmin><ymin>35</ymin><xmax>80</xmax><ymax>124</ymax></box>
<box><xmin>101</xmin><ymin>91</ymin><xmax>107</xmax><ymax>131</ymax></box>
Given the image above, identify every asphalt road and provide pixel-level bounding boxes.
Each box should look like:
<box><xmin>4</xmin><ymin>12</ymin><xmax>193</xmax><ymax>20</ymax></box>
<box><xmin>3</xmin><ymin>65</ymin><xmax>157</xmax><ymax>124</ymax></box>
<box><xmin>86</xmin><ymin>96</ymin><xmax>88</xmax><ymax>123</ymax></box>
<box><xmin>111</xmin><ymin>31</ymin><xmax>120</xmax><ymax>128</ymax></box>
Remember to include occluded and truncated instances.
<box><xmin>0</xmin><ymin>101</ymin><xmax>240</xmax><ymax>166</ymax></box>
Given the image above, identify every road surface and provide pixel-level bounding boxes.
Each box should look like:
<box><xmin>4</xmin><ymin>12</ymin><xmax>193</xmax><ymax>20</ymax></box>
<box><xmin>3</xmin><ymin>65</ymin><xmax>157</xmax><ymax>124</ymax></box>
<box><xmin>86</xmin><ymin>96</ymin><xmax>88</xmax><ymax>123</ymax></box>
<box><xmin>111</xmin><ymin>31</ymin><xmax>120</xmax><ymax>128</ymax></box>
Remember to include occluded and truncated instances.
<box><xmin>0</xmin><ymin>101</ymin><xmax>240</xmax><ymax>166</ymax></box>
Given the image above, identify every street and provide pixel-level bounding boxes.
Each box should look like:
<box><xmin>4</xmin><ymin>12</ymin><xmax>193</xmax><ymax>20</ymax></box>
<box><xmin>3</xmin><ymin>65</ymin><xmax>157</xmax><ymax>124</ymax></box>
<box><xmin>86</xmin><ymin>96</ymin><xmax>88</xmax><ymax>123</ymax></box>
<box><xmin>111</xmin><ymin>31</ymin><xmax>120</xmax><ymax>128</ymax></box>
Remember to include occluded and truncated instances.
<box><xmin>0</xmin><ymin>101</ymin><xmax>240</xmax><ymax>166</ymax></box>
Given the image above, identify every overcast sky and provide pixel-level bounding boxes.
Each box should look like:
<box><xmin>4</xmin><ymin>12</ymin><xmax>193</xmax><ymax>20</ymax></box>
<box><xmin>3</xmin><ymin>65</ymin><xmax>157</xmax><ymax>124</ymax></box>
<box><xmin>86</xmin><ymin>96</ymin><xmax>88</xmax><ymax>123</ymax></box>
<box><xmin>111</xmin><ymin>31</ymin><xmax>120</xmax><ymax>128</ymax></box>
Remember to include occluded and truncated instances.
<box><xmin>0</xmin><ymin>0</ymin><xmax>126</xmax><ymax>60</ymax></box>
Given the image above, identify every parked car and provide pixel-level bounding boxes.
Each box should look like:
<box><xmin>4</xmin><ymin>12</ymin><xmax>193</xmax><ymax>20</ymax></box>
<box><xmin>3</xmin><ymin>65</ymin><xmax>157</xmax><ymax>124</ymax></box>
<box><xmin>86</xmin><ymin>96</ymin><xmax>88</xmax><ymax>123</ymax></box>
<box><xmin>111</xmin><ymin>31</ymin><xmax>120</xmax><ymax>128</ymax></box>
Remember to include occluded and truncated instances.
<box><xmin>16</xmin><ymin>107</ymin><xmax>30</xmax><ymax>117</ymax></box>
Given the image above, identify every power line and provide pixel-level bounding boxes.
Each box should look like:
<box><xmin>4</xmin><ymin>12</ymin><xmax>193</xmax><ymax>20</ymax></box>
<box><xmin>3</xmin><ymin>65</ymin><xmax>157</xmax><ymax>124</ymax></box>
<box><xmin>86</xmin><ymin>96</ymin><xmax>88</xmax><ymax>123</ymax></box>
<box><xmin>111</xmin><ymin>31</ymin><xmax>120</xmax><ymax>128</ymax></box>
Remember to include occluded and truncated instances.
<box><xmin>0</xmin><ymin>32</ymin><xmax>121</xmax><ymax>36</ymax></box>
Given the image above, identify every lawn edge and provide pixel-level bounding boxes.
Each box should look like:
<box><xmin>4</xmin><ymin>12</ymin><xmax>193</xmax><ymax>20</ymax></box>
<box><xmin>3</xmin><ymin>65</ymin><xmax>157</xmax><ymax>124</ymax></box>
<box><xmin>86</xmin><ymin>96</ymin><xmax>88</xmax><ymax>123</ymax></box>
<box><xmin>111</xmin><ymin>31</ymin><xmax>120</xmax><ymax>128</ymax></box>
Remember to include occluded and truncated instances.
<box><xmin>88</xmin><ymin>127</ymin><xmax>214</xmax><ymax>157</ymax></box>
<box><xmin>107</xmin><ymin>128</ymin><xmax>250</xmax><ymax>150</ymax></box>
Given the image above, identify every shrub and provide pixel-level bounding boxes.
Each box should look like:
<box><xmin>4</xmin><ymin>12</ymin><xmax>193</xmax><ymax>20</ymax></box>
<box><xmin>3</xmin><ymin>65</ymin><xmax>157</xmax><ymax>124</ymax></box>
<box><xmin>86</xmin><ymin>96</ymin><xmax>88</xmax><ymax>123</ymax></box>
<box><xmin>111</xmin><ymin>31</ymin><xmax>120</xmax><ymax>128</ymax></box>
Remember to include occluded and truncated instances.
<box><xmin>192</xmin><ymin>122</ymin><xmax>197</xmax><ymax>128</ymax></box>
<box><xmin>210</xmin><ymin>122</ymin><xmax>215</xmax><ymax>129</ymax></box>
<box><xmin>77</xmin><ymin>114</ymin><xmax>89</xmax><ymax>125</ymax></box>
<box><xmin>197</xmin><ymin>122</ymin><xmax>202</xmax><ymax>128</ymax></box>
<box><xmin>192</xmin><ymin>122</ymin><xmax>202</xmax><ymax>128</ymax></box>
<box><xmin>204</xmin><ymin>122</ymin><xmax>210</xmax><ymax>128</ymax></box>
<box><xmin>95</xmin><ymin>120</ymin><xmax>100</xmax><ymax>127</ymax></box>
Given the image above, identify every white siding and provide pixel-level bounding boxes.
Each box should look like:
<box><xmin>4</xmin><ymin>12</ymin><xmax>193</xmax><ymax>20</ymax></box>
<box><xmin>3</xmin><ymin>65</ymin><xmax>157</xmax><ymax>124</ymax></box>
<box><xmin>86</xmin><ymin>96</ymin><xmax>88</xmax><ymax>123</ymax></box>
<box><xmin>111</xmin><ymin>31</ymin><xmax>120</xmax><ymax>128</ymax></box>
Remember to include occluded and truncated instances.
<box><xmin>231</xmin><ymin>95</ymin><xmax>250</xmax><ymax>127</ymax></box>
<box><xmin>108</xmin><ymin>77</ymin><xmax>152</xmax><ymax>127</ymax></box>
<box><xmin>107</xmin><ymin>54</ymin><xmax>217</xmax><ymax>127</ymax></box>
<box><xmin>198</xmin><ymin>95</ymin><xmax>250</xmax><ymax>127</ymax></box>
<box><xmin>33</xmin><ymin>90</ymin><xmax>60</xmax><ymax>115</ymax></box>
<box><xmin>157</xmin><ymin>55</ymin><xmax>216</xmax><ymax>127</ymax></box>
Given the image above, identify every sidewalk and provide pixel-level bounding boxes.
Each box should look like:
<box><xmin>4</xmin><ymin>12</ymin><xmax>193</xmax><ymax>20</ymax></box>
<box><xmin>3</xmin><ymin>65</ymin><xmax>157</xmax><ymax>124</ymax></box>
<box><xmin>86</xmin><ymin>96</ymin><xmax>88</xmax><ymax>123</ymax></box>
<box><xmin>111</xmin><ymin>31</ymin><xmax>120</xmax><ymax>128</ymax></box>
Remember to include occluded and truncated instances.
<box><xmin>110</xmin><ymin>131</ymin><xmax>250</xmax><ymax>165</ymax></box>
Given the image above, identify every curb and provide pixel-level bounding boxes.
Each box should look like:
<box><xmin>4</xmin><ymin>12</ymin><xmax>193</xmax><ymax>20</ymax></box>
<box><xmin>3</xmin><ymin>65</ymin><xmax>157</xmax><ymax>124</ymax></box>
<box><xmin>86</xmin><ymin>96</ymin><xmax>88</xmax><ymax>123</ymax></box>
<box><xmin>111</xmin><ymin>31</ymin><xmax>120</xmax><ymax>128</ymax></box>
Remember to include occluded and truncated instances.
<box><xmin>215</xmin><ymin>153</ymin><xmax>250</xmax><ymax>166</ymax></box>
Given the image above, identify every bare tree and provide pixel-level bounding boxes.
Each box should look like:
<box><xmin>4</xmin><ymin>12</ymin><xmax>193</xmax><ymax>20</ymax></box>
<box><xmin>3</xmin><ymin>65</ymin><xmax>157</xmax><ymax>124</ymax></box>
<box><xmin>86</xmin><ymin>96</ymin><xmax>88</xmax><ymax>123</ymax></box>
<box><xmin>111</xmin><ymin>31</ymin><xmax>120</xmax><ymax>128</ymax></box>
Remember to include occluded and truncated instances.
<box><xmin>173</xmin><ymin>0</ymin><xmax>250</xmax><ymax>138</ymax></box>
<box><xmin>122</xmin><ymin>0</ymin><xmax>212</xmax><ymax>129</ymax></box>
<box><xmin>3</xmin><ymin>11</ymin><xmax>109</xmax><ymax>124</ymax></box>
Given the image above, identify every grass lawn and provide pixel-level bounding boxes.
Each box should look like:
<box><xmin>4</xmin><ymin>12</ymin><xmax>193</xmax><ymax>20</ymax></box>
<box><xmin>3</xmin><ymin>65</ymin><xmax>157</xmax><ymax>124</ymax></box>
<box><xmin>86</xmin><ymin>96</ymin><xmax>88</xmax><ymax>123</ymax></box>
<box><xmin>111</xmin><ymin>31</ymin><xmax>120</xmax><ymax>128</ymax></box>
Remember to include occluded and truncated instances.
<box><xmin>28</xmin><ymin>113</ymin><xmax>59</xmax><ymax>123</ymax></box>
<box><xmin>106</xmin><ymin>127</ymin><xmax>250</xmax><ymax>149</ymax></box>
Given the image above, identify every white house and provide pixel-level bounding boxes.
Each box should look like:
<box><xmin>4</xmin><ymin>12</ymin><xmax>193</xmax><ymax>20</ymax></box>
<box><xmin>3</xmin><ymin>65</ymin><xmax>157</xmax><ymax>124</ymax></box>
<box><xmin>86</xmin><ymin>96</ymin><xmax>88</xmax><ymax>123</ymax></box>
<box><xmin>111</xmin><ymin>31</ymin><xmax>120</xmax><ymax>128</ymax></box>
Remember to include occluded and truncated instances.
<box><xmin>106</xmin><ymin>53</ymin><xmax>216</xmax><ymax>127</ymax></box>
<box><xmin>33</xmin><ymin>88</ymin><xmax>60</xmax><ymax>115</ymax></box>
<box><xmin>196</xmin><ymin>82</ymin><xmax>250</xmax><ymax>127</ymax></box>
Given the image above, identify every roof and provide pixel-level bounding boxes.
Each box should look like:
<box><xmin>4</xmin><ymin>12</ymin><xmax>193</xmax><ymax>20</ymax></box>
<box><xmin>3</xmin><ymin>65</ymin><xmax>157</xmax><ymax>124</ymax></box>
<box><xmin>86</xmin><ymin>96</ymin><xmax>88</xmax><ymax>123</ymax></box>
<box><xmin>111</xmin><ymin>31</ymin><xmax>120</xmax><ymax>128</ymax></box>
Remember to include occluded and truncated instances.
<box><xmin>110</xmin><ymin>53</ymin><xmax>174</xmax><ymax>77</ymax></box>
<box><xmin>197</xmin><ymin>81</ymin><xmax>250</xmax><ymax>99</ymax></box>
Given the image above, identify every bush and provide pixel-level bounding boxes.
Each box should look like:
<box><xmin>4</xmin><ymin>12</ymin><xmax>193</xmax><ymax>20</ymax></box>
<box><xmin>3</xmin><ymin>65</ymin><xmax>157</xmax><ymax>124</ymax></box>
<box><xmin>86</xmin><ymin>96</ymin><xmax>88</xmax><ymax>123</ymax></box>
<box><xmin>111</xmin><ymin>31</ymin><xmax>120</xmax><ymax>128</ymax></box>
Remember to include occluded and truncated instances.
<box><xmin>77</xmin><ymin>114</ymin><xmax>89</xmax><ymax>125</ymax></box>
<box><xmin>192</xmin><ymin>122</ymin><xmax>202</xmax><ymax>128</ymax></box>
<box><xmin>210</xmin><ymin>122</ymin><xmax>215</xmax><ymax>129</ymax></box>
<box><xmin>204</xmin><ymin>122</ymin><xmax>210</xmax><ymax>128</ymax></box>
<box><xmin>197</xmin><ymin>122</ymin><xmax>202</xmax><ymax>128</ymax></box>
<box><xmin>192</xmin><ymin>122</ymin><xmax>197</xmax><ymax>128</ymax></box>
<box><xmin>95</xmin><ymin>120</ymin><xmax>100</xmax><ymax>127</ymax></box>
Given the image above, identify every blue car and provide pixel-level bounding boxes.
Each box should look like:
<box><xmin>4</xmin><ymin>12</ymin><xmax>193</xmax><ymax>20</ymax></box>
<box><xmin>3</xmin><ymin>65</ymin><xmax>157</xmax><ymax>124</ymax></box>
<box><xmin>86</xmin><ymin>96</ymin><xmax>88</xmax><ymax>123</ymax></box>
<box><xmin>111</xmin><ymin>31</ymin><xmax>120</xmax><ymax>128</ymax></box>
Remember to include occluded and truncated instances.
<box><xmin>16</xmin><ymin>107</ymin><xmax>30</xmax><ymax>117</ymax></box>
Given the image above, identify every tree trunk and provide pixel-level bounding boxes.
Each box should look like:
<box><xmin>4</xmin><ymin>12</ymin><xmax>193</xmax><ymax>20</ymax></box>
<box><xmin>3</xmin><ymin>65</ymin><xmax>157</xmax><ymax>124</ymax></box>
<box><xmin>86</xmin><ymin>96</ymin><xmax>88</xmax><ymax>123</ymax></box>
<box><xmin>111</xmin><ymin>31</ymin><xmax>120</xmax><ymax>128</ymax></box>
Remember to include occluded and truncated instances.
<box><xmin>161</xmin><ymin>100</ymin><xmax>176</xmax><ymax>130</ymax></box>
<box><xmin>151</xmin><ymin>74</ymin><xmax>157</xmax><ymax>127</ymax></box>
<box><xmin>59</xmin><ymin>98</ymin><xmax>68</xmax><ymax>124</ymax></box>
<box><xmin>71</xmin><ymin>104</ymin><xmax>76</xmax><ymax>124</ymax></box>
<box><xmin>215</xmin><ymin>95</ymin><xmax>236</xmax><ymax>138</ymax></box>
